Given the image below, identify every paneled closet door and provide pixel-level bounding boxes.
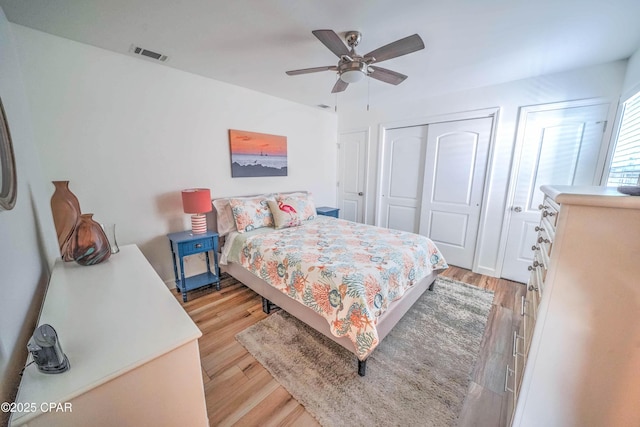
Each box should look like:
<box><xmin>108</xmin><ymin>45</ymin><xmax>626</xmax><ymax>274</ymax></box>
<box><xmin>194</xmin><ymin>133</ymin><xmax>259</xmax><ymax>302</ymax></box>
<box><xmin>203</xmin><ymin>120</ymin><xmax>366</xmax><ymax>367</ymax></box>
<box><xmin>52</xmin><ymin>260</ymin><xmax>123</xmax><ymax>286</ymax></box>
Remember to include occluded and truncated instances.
<box><xmin>378</xmin><ymin>125</ymin><xmax>428</xmax><ymax>233</ymax></box>
<box><xmin>418</xmin><ymin>117</ymin><xmax>492</xmax><ymax>269</ymax></box>
<box><xmin>500</xmin><ymin>101</ymin><xmax>609</xmax><ymax>283</ymax></box>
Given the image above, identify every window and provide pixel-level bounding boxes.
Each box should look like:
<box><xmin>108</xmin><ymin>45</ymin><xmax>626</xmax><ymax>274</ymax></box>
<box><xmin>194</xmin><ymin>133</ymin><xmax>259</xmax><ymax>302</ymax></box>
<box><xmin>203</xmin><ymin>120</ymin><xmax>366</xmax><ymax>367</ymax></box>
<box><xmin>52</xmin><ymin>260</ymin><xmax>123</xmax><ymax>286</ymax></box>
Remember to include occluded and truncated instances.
<box><xmin>607</xmin><ymin>91</ymin><xmax>640</xmax><ymax>186</ymax></box>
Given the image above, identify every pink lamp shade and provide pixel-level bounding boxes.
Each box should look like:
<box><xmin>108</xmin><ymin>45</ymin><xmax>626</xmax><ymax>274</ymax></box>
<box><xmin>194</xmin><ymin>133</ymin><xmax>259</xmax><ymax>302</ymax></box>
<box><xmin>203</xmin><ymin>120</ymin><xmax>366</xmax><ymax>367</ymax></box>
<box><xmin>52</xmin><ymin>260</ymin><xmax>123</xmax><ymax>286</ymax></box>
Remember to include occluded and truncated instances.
<box><xmin>181</xmin><ymin>188</ymin><xmax>212</xmax><ymax>234</ymax></box>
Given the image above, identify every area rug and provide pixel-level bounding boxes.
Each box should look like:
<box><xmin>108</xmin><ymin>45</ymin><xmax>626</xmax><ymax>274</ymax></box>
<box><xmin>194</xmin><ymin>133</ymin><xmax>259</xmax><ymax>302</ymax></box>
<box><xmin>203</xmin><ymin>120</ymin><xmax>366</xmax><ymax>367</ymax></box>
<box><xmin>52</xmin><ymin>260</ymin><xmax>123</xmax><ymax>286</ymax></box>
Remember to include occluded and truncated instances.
<box><xmin>235</xmin><ymin>276</ymin><xmax>494</xmax><ymax>427</ymax></box>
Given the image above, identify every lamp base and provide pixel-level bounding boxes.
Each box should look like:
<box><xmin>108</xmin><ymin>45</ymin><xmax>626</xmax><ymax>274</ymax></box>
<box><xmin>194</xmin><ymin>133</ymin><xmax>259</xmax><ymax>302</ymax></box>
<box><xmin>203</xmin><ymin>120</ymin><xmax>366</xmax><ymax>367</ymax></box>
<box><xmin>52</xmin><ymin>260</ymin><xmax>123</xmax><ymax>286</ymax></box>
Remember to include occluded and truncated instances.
<box><xmin>190</xmin><ymin>214</ymin><xmax>207</xmax><ymax>234</ymax></box>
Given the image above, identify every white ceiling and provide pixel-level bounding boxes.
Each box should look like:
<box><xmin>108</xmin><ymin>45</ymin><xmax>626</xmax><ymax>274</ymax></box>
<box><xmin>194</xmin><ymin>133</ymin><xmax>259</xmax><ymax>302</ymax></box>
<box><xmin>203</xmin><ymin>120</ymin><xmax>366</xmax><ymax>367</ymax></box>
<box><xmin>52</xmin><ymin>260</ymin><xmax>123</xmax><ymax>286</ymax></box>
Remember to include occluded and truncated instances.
<box><xmin>2</xmin><ymin>0</ymin><xmax>640</xmax><ymax>110</ymax></box>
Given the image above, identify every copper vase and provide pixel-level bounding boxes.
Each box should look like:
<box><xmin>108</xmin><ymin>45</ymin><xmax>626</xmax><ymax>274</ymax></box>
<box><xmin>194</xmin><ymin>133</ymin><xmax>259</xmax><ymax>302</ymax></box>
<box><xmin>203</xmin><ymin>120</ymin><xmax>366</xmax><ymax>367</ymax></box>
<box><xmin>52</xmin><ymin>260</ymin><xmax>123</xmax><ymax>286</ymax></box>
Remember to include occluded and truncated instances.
<box><xmin>50</xmin><ymin>181</ymin><xmax>81</xmax><ymax>261</ymax></box>
<box><xmin>71</xmin><ymin>214</ymin><xmax>111</xmax><ymax>266</ymax></box>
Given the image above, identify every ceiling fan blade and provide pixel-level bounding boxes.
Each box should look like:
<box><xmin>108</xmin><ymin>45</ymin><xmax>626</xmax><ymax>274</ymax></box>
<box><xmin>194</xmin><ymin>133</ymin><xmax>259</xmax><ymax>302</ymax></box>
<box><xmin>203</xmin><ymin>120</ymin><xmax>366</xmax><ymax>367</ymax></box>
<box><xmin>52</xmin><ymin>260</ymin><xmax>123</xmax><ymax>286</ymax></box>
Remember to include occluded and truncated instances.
<box><xmin>364</xmin><ymin>34</ymin><xmax>425</xmax><ymax>63</ymax></box>
<box><xmin>312</xmin><ymin>29</ymin><xmax>350</xmax><ymax>58</ymax></box>
<box><xmin>331</xmin><ymin>79</ymin><xmax>349</xmax><ymax>93</ymax></box>
<box><xmin>368</xmin><ymin>66</ymin><xmax>408</xmax><ymax>85</ymax></box>
<box><xmin>286</xmin><ymin>66</ymin><xmax>337</xmax><ymax>76</ymax></box>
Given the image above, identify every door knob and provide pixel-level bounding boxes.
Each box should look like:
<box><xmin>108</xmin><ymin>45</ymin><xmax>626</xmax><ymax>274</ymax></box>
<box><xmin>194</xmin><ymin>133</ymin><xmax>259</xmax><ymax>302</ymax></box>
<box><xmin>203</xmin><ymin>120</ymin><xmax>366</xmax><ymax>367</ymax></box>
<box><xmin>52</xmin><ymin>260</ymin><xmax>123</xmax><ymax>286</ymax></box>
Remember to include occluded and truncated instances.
<box><xmin>358</xmin><ymin>192</ymin><xmax>364</xmax><ymax>196</ymax></box>
<box><xmin>513</xmin><ymin>206</ymin><xmax>522</xmax><ymax>213</ymax></box>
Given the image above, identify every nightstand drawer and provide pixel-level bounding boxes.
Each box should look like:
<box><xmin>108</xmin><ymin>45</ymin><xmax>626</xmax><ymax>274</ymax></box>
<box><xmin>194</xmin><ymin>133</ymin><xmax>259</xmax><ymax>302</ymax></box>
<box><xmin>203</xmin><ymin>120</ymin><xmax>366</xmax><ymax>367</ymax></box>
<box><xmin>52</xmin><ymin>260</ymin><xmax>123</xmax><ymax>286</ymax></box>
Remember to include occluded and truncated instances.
<box><xmin>179</xmin><ymin>238</ymin><xmax>214</xmax><ymax>255</ymax></box>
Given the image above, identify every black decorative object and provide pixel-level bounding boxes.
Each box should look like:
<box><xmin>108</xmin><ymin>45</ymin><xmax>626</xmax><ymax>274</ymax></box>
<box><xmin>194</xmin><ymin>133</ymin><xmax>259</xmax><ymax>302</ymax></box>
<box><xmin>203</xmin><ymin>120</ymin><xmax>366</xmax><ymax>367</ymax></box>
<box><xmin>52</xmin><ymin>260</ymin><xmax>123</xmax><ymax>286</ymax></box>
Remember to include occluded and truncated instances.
<box><xmin>617</xmin><ymin>185</ymin><xmax>640</xmax><ymax>196</ymax></box>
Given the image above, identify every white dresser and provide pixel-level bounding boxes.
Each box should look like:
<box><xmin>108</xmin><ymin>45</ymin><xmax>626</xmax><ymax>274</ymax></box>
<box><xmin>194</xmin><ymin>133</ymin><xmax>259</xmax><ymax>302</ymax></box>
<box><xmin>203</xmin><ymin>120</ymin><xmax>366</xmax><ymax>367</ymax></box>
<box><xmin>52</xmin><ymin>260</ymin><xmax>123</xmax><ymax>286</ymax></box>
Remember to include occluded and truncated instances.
<box><xmin>509</xmin><ymin>185</ymin><xmax>640</xmax><ymax>426</ymax></box>
<box><xmin>10</xmin><ymin>245</ymin><xmax>208</xmax><ymax>426</ymax></box>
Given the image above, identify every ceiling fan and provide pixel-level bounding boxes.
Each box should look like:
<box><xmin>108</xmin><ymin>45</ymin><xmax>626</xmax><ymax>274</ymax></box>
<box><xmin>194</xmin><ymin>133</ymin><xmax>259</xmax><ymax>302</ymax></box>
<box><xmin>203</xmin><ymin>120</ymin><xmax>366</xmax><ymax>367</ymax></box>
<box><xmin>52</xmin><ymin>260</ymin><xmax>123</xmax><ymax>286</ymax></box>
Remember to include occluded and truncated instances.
<box><xmin>286</xmin><ymin>29</ymin><xmax>425</xmax><ymax>93</ymax></box>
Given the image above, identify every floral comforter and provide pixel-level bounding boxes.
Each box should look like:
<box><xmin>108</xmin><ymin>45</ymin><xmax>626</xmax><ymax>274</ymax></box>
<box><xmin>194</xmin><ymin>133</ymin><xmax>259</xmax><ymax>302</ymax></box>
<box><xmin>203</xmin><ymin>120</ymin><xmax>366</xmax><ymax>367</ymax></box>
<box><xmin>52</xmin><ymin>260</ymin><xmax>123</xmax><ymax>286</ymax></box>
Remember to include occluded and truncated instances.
<box><xmin>227</xmin><ymin>217</ymin><xmax>448</xmax><ymax>359</ymax></box>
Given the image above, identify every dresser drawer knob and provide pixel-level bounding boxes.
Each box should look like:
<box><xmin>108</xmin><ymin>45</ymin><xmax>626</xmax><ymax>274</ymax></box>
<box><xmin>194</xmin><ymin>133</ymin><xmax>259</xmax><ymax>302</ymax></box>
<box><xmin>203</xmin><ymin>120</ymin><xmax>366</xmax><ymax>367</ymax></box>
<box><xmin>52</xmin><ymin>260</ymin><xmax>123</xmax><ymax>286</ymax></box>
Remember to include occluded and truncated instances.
<box><xmin>528</xmin><ymin>261</ymin><xmax>544</xmax><ymax>271</ymax></box>
<box><xmin>542</xmin><ymin>210</ymin><xmax>556</xmax><ymax>218</ymax></box>
<box><xmin>537</xmin><ymin>237</ymin><xmax>550</xmax><ymax>244</ymax></box>
<box><xmin>532</xmin><ymin>245</ymin><xmax>540</xmax><ymax>251</ymax></box>
<box><xmin>538</xmin><ymin>204</ymin><xmax>549</xmax><ymax>210</ymax></box>
<box><xmin>535</xmin><ymin>226</ymin><xmax>545</xmax><ymax>232</ymax></box>
<box><xmin>195</xmin><ymin>243</ymin><xmax>203</xmax><ymax>249</ymax></box>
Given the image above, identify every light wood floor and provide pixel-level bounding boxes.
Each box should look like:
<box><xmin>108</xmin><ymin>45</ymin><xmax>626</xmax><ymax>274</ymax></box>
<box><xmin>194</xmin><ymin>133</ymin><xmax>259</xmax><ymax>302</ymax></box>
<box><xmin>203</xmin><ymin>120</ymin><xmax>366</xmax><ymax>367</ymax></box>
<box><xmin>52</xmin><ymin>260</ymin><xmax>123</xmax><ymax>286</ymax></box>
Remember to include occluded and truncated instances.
<box><xmin>176</xmin><ymin>266</ymin><xmax>524</xmax><ymax>426</ymax></box>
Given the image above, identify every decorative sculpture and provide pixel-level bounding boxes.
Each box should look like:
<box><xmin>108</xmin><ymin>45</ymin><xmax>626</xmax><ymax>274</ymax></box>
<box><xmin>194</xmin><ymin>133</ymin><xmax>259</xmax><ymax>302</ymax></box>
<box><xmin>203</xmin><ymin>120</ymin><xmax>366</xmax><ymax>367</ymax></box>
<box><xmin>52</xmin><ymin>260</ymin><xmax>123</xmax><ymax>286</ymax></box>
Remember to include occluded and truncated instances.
<box><xmin>50</xmin><ymin>181</ymin><xmax>112</xmax><ymax>266</ymax></box>
<box><xmin>70</xmin><ymin>214</ymin><xmax>111</xmax><ymax>266</ymax></box>
<box><xmin>50</xmin><ymin>181</ymin><xmax>81</xmax><ymax>261</ymax></box>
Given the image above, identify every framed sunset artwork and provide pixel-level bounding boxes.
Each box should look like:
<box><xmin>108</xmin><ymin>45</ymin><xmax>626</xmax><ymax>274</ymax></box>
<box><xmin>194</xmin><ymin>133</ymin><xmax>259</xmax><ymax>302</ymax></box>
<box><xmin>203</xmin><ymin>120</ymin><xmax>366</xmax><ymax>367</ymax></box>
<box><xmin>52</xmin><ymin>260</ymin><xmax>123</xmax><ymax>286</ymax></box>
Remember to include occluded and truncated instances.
<box><xmin>228</xmin><ymin>129</ymin><xmax>288</xmax><ymax>177</ymax></box>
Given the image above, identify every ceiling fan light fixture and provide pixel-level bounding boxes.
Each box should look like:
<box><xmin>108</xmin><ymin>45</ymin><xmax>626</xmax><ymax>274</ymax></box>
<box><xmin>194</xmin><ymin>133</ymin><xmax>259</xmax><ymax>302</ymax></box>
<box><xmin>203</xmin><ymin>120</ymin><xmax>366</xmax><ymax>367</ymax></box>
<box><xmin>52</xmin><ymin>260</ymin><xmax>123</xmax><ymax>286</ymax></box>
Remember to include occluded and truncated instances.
<box><xmin>340</xmin><ymin>69</ymin><xmax>365</xmax><ymax>83</ymax></box>
<box><xmin>339</xmin><ymin>60</ymin><xmax>368</xmax><ymax>83</ymax></box>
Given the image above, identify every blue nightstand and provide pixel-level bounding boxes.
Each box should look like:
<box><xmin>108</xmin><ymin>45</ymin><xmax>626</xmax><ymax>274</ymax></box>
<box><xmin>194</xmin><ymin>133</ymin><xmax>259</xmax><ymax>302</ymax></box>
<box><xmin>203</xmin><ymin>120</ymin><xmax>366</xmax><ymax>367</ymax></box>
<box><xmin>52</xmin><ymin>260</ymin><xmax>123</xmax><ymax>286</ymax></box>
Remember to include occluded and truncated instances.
<box><xmin>167</xmin><ymin>230</ymin><xmax>220</xmax><ymax>302</ymax></box>
<box><xmin>316</xmin><ymin>206</ymin><xmax>340</xmax><ymax>218</ymax></box>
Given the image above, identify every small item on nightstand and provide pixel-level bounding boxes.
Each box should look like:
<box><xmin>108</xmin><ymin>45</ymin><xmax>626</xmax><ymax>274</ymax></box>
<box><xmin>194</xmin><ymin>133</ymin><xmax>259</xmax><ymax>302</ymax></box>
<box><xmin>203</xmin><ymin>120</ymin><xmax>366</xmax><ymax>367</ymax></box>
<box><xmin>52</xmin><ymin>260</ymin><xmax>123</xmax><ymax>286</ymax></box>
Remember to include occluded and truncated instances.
<box><xmin>182</xmin><ymin>188</ymin><xmax>212</xmax><ymax>234</ymax></box>
<box><xmin>27</xmin><ymin>324</ymin><xmax>70</xmax><ymax>374</ymax></box>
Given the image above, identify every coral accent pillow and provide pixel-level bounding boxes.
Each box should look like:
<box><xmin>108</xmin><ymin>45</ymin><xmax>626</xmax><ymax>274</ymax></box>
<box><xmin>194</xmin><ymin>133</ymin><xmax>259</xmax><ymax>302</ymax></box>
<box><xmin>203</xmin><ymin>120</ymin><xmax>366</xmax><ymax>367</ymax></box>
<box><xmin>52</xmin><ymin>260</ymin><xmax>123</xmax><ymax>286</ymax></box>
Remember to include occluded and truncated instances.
<box><xmin>229</xmin><ymin>196</ymin><xmax>275</xmax><ymax>233</ymax></box>
<box><xmin>276</xmin><ymin>193</ymin><xmax>317</xmax><ymax>222</ymax></box>
<box><xmin>268</xmin><ymin>200</ymin><xmax>302</xmax><ymax>229</ymax></box>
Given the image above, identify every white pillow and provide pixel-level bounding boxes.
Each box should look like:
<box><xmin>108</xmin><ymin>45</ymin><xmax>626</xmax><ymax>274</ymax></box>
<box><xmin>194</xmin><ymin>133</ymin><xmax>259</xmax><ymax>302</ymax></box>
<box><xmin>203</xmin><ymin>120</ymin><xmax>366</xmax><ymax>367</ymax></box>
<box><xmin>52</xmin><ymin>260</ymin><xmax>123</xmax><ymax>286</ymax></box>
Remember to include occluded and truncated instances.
<box><xmin>212</xmin><ymin>198</ymin><xmax>236</xmax><ymax>237</ymax></box>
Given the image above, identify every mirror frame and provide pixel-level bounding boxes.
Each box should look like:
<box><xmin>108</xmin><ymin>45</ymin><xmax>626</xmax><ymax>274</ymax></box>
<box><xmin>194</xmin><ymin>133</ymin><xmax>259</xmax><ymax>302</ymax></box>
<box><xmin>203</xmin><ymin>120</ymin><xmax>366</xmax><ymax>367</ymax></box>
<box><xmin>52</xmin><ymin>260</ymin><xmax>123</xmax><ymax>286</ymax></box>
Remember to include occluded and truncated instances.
<box><xmin>0</xmin><ymin>96</ymin><xmax>17</xmax><ymax>211</ymax></box>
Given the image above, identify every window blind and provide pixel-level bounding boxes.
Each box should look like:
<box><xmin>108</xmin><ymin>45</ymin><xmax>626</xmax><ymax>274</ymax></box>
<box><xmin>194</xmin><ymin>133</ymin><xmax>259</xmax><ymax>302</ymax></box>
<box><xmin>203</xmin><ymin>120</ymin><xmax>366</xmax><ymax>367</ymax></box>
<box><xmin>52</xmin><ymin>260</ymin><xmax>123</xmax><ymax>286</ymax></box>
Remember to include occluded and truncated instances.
<box><xmin>608</xmin><ymin>91</ymin><xmax>640</xmax><ymax>186</ymax></box>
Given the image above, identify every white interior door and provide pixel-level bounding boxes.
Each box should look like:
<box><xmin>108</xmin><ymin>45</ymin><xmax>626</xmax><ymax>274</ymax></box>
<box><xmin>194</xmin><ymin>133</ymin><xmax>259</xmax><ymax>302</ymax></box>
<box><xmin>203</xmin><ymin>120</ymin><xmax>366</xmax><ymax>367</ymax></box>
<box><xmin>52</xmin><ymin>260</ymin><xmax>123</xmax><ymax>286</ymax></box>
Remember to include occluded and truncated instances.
<box><xmin>378</xmin><ymin>126</ymin><xmax>427</xmax><ymax>232</ymax></box>
<box><xmin>337</xmin><ymin>130</ymin><xmax>367</xmax><ymax>222</ymax></box>
<box><xmin>501</xmin><ymin>102</ymin><xmax>609</xmax><ymax>282</ymax></box>
<box><xmin>418</xmin><ymin>117</ymin><xmax>492</xmax><ymax>269</ymax></box>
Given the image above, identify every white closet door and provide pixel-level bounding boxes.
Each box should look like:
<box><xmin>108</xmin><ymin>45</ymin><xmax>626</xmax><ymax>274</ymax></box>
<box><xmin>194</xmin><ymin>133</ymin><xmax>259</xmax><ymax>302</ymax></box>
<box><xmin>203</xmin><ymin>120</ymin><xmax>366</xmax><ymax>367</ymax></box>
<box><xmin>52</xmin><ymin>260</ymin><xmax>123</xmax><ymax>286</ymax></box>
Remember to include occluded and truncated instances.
<box><xmin>419</xmin><ymin>117</ymin><xmax>492</xmax><ymax>269</ymax></box>
<box><xmin>501</xmin><ymin>102</ymin><xmax>609</xmax><ymax>283</ymax></box>
<box><xmin>378</xmin><ymin>126</ymin><xmax>428</xmax><ymax>233</ymax></box>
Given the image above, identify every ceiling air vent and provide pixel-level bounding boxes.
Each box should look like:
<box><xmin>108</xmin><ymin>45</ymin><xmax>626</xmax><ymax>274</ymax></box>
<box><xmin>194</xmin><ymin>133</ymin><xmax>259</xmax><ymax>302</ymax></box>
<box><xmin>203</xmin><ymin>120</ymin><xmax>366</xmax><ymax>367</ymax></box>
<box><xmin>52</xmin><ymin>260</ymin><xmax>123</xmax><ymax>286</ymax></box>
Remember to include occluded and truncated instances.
<box><xmin>129</xmin><ymin>45</ymin><xmax>168</xmax><ymax>62</ymax></box>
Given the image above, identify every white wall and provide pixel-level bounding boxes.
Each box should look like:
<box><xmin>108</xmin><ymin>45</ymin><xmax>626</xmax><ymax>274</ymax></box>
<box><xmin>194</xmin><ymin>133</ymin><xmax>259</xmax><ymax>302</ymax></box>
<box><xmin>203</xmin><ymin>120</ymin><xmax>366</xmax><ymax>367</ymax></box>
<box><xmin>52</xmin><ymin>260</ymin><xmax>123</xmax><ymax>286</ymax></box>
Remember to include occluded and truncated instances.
<box><xmin>0</xmin><ymin>9</ymin><xmax>59</xmax><ymax>424</ymax></box>
<box><xmin>11</xmin><ymin>24</ymin><xmax>338</xmax><ymax>285</ymax></box>
<box><xmin>339</xmin><ymin>61</ymin><xmax>627</xmax><ymax>277</ymax></box>
<box><xmin>622</xmin><ymin>46</ymin><xmax>640</xmax><ymax>99</ymax></box>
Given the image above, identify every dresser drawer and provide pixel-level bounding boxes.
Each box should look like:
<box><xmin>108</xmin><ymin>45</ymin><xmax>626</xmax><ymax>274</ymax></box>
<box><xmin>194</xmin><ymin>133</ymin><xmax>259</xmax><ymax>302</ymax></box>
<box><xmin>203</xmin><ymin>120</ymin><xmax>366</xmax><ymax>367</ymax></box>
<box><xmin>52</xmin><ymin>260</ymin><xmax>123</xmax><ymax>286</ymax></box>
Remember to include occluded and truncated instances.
<box><xmin>523</xmin><ymin>278</ymin><xmax>539</xmax><ymax>354</ymax></box>
<box><xmin>530</xmin><ymin>197</ymin><xmax>556</xmax><ymax>286</ymax></box>
<box><xmin>535</xmin><ymin>236</ymin><xmax>552</xmax><ymax>269</ymax></box>
<box><xmin>528</xmin><ymin>248</ymin><xmax>548</xmax><ymax>288</ymax></box>
<box><xmin>516</xmin><ymin>282</ymin><xmax>538</xmax><ymax>361</ymax></box>
<box><xmin>510</xmin><ymin>272</ymin><xmax>539</xmax><ymax>413</ymax></box>
<box><xmin>539</xmin><ymin>197</ymin><xmax>559</xmax><ymax>229</ymax></box>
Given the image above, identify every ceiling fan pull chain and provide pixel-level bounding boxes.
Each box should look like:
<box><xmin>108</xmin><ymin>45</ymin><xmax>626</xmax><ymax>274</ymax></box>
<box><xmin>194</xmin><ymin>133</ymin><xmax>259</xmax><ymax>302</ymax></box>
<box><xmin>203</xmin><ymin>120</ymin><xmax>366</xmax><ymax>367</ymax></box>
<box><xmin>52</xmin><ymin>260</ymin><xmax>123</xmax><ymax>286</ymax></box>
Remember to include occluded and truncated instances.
<box><xmin>367</xmin><ymin>75</ymin><xmax>371</xmax><ymax>111</ymax></box>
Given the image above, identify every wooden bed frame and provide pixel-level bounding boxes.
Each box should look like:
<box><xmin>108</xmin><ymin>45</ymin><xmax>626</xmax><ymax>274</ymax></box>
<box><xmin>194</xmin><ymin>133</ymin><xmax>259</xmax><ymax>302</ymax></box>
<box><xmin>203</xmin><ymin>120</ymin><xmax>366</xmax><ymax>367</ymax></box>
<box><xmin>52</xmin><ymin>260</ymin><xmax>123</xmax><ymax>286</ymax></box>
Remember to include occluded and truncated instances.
<box><xmin>211</xmin><ymin>197</ymin><xmax>438</xmax><ymax>376</ymax></box>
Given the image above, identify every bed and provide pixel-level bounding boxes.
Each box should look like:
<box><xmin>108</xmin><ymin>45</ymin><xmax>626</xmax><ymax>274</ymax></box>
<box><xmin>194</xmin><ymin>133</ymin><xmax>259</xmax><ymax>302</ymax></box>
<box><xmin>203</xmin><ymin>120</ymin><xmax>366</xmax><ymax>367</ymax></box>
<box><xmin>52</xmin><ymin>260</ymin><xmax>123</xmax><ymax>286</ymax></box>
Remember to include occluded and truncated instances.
<box><xmin>212</xmin><ymin>192</ymin><xmax>448</xmax><ymax>376</ymax></box>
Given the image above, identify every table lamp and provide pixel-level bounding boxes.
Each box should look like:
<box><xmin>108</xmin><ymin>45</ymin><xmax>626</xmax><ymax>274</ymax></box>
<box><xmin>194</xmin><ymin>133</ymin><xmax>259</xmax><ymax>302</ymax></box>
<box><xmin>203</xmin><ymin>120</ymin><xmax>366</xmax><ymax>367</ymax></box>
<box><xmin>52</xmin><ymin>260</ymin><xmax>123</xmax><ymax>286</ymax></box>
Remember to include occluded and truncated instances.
<box><xmin>181</xmin><ymin>188</ymin><xmax>212</xmax><ymax>234</ymax></box>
